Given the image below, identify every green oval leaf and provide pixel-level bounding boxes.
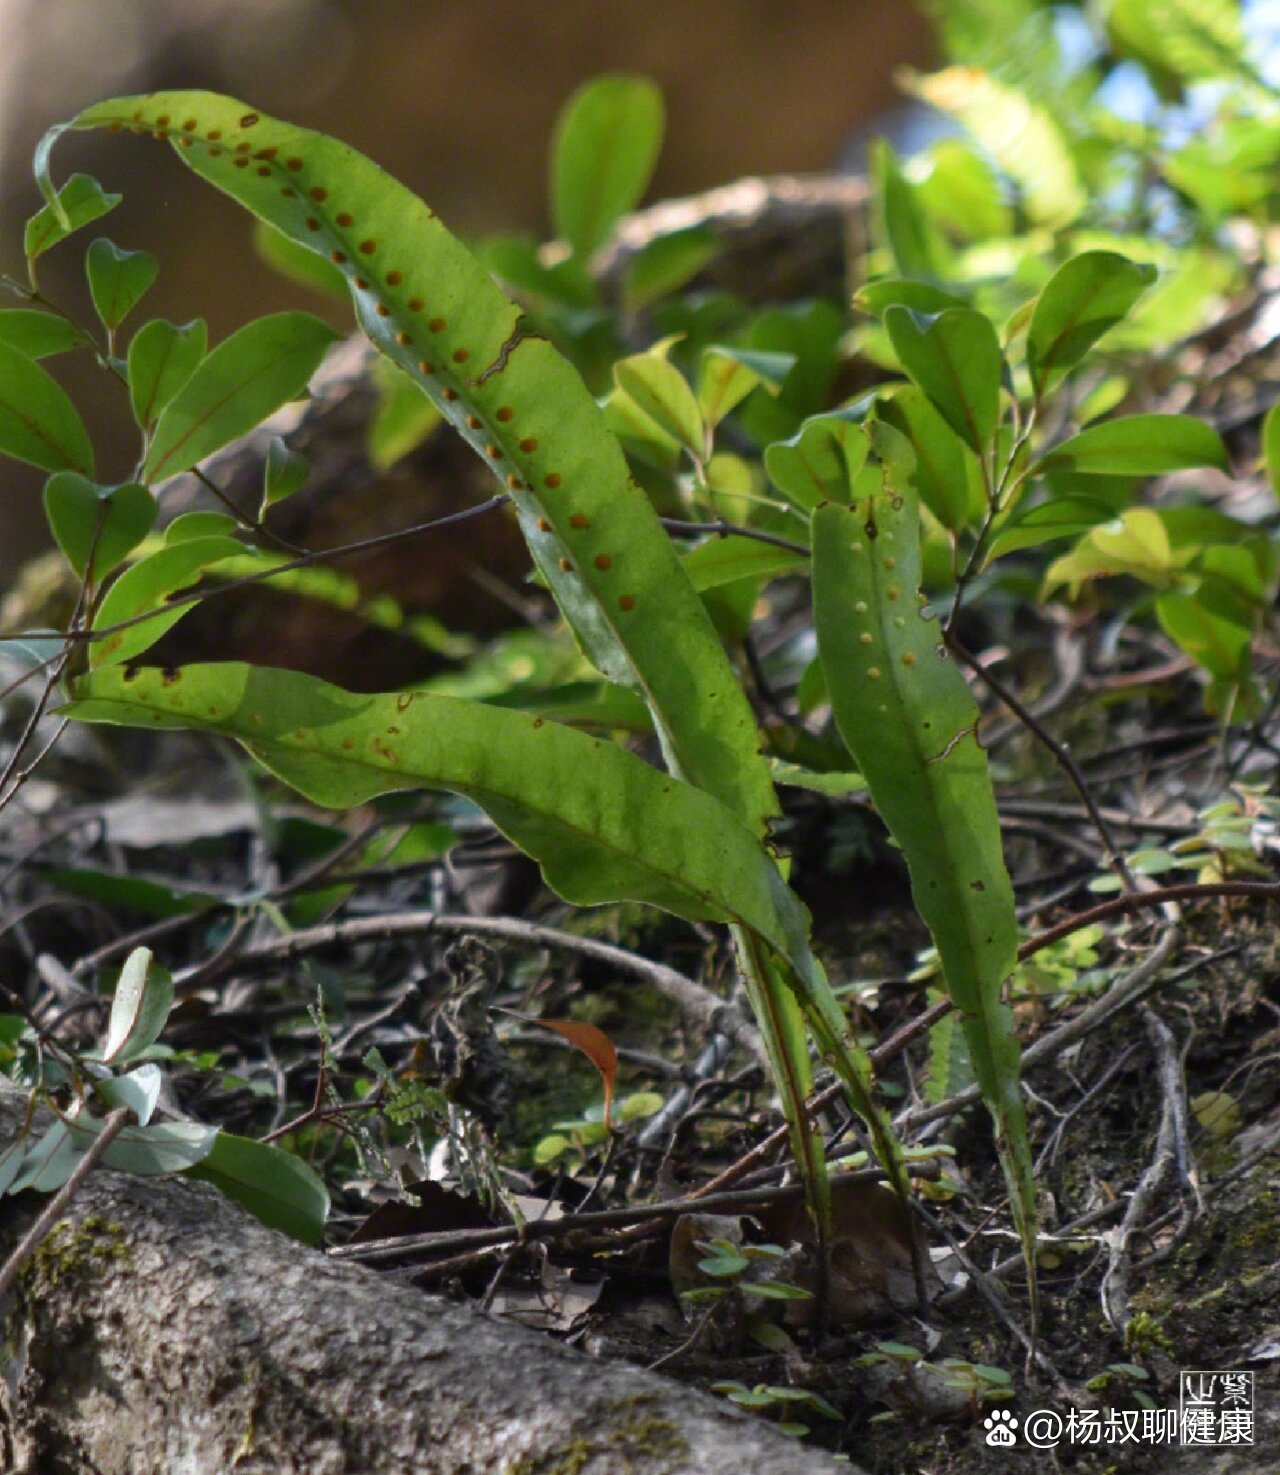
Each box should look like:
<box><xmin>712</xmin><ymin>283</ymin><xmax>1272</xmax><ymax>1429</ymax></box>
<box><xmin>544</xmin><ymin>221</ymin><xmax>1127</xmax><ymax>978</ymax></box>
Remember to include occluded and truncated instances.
<box><xmin>89</xmin><ymin>534</ymin><xmax>245</xmax><ymax>668</ymax></box>
<box><xmin>86</xmin><ymin>237</ymin><xmax>158</xmax><ymax>333</ymax></box>
<box><xmin>0</xmin><ymin>339</ymin><xmax>94</xmax><ymax>475</ymax></box>
<box><xmin>765</xmin><ymin>410</ymin><xmax>867</xmax><ymax>512</ymax></box>
<box><xmin>0</xmin><ymin>309</ymin><xmax>83</xmax><ymax>359</ymax></box>
<box><xmin>877</xmin><ymin>385</ymin><xmax>980</xmax><ymax>532</ymax></box>
<box><xmin>1034</xmin><ymin>414</ymin><xmax>1229</xmax><ymax>476</ymax></box>
<box><xmin>144</xmin><ymin>312</ymin><xmax>339</xmax><ymax>482</ymax></box>
<box><xmin>871</xmin><ymin>139</ymin><xmax>946</xmax><ymax>281</ymax></box>
<box><xmin>614</xmin><ymin>350</ymin><xmax>704</xmax><ymax>458</ymax></box>
<box><xmin>102</xmin><ymin>947</ymin><xmax>174</xmax><ymax>1064</ymax></box>
<box><xmin>185</xmin><ymin>1130</ymin><xmax>329</xmax><ymax>1244</ymax></box>
<box><xmin>884</xmin><ymin>306</ymin><xmax>1003</xmax><ymax>455</ymax></box>
<box><xmin>44</xmin><ymin>473</ymin><xmax>156</xmax><ymax>580</ymax></box>
<box><xmin>25</xmin><ymin>172</ymin><xmax>120</xmax><ymax>263</ymax></box>
<box><xmin>697</xmin><ymin>346</ymin><xmax>792</xmax><ymax>430</ymax></box>
<box><xmin>1027</xmin><ymin>251</ymin><xmax>1157</xmax><ymax>399</ymax></box>
<box><xmin>127</xmin><ymin>318</ymin><xmax>207</xmax><ymax>428</ymax></box>
<box><xmin>551</xmin><ymin>74</ymin><xmax>664</xmax><ymax>258</ymax></box>
<box><xmin>262</xmin><ymin>433</ymin><xmax>310</xmax><ymax>506</ymax></box>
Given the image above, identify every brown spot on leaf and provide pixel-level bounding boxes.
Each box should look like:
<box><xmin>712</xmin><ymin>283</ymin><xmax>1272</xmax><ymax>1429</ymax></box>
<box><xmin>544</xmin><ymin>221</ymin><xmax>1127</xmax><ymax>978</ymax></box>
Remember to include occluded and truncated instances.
<box><xmin>486</xmin><ymin>445</ymin><xmax>502</xmax><ymax>459</ymax></box>
<box><xmin>280</xmin><ymin>187</ymin><xmax>295</xmax><ymax>198</ymax></box>
<box><xmin>418</xmin><ymin>360</ymin><xmax>435</xmax><ymax>375</ymax></box>
<box><xmin>506</xmin><ymin>475</ymin><xmax>523</xmax><ymax>490</ymax></box>
<box><xmin>594</xmin><ymin>554</ymin><xmax>612</xmax><ymax>571</ymax></box>
<box><xmin>375</xmin><ymin>303</ymin><xmax>390</xmax><ymax>317</ymax></box>
<box><xmin>287</xmin><ymin>157</ymin><xmax>304</xmax><ymax>172</ymax></box>
<box><xmin>240</xmin><ymin>113</ymin><xmax>260</xmax><ymax>128</ymax></box>
<box><xmin>619</xmin><ymin>595</ymin><xmax>636</xmax><ymax>611</ymax></box>
<box><xmin>537</xmin><ymin>518</ymin><xmax>551</xmax><ymax>532</ymax></box>
<box><xmin>309</xmin><ymin>186</ymin><xmax>327</xmax><ymax>202</ymax></box>
<box><xmin>428</xmin><ymin>317</ymin><xmax>446</xmax><ymax>333</ymax></box>
<box><xmin>443</xmin><ymin>388</ymin><xmax>459</xmax><ymax>401</ymax></box>
<box><xmin>569</xmin><ymin>513</ymin><xmax>590</xmax><ymax>529</ymax></box>
<box><xmin>396</xmin><ymin>331</ymin><xmax>412</xmax><ymax>347</ymax></box>
<box><xmin>452</xmin><ymin>348</ymin><xmax>469</xmax><ymax>364</ymax></box>
<box><xmin>386</xmin><ymin>270</ymin><xmax>403</xmax><ymax>287</ymax></box>
<box><xmin>358</xmin><ymin>239</ymin><xmax>376</xmax><ymax>254</ymax></box>
<box><xmin>545</xmin><ymin>473</ymin><xmax>562</xmax><ymax>489</ymax></box>
<box><xmin>331</xmin><ymin>250</ymin><xmax>347</xmax><ymax>264</ymax></box>
<box><xmin>519</xmin><ymin>437</ymin><xmax>538</xmax><ymax>453</ymax></box>
<box><xmin>256</xmin><ymin>166</ymin><xmax>271</xmax><ymax>177</ymax></box>
<box><xmin>304</xmin><ymin>217</ymin><xmax>321</xmax><ymax>231</ymax></box>
<box><xmin>183</xmin><ymin>118</ymin><xmax>198</xmax><ymax>131</ymax></box>
<box><xmin>496</xmin><ymin>406</ymin><xmax>514</xmax><ymax>422</ymax></box>
<box><xmin>335</xmin><ymin>211</ymin><xmax>353</xmax><ymax>227</ymax></box>
<box><xmin>559</xmin><ymin>557</ymin><xmax>573</xmax><ymax>572</ymax></box>
<box><xmin>207</xmin><ymin>129</ymin><xmax>222</xmax><ymax>141</ymax></box>
<box><xmin>408</xmin><ymin>297</ymin><xmax>424</xmax><ymax>312</ymax></box>
<box><xmin>155</xmin><ymin>114</ymin><xmax>171</xmax><ymax>127</ymax></box>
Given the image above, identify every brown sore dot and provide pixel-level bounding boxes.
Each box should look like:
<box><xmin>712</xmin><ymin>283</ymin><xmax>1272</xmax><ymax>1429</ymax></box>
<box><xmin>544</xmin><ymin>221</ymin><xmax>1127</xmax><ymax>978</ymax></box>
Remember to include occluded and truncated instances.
<box><xmin>233</xmin><ymin>156</ymin><xmax>249</xmax><ymax>168</ymax></box>
<box><xmin>559</xmin><ymin>558</ymin><xmax>573</xmax><ymax>572</ymax></box>
<box><xmin>569</xmin><ymin>513</ymin><xmax>590</xmax><ymax>530</ymax></box>
<box><xmin>407</xmin><ymin>297</ymin><xmax>424</xmax><ymax>312</ymax></box>
<box><xmin>206</xmin><ymin>129</ymin><xmax>222</xmax><ymax>141</ymax></box>
<box><xmin>386</xmin><ymin>270</ymin><xmax>403</xmax><ymax>287</ymax></box>
<box><xmin>155</xmin><ymin>114</ymin><xmax>171</xmax><ymax>127</ymax></box>
<box><xmin>341</xmin><ymin>737</ymin><xmax>355</xmax><ymax>750</ymax></box>
<box><xmin>619</xmin><ymin>595</ymin><xmax>636</xmax><ymax>611</ymax></box>
<box><xmin>353</xmin><ymin>276</ymin><xmax>368</xmax><ymax>290</ymax></box>
<box><xmin>496</xmin><ymin>406</ymin><xmax>514</xmax><ymax>423</ymax></box>
<box><xmin>544</xmin><ymin>473</ymin><xmax>563</xmax><ymax>489</ymax></box>
<box><xmin>256</xmin><ymin>146</ymin><xmax>278</xmax><ymax>159</ymax></box>
<box><xmin>443</xmin><ymin>388</ymin><xmax>459</xmax><ymax>402</ymax></box>
<box><xmin>486</xmin><ymin>445</ymin><xmax>503</xmax><ymax>460</ymax></box>
<box><xmin>375</xmin><ymin>303</ymin><xmax>390</xmax><ymax>317</ymax></box>
<box><xmin>304</xmin><ymin>217</ymin><xmax>321</xmax><ymax>231</ymax></box>
<box><xmin>280</xmin><ymin>187</ymin><xmax>295</xmax><ymax>198</ymax></box>
<box><xmin>286</xmin><ymin>157</ymin><xmax>304</xmax><ymax>172</ymax></box>
<box><xmin>536</xmin><ymin>517</ymin><xmax>551</xmax><ymax>532</ymax></box>
<box><xmin>452</xmin><ymin>348</ymin><xmax>469</xmax><ymax>364</ymax></box>
<box><xmin>178</xmin><ymin>137</ymin><xmax>193</xmax><ymax>148</ymax></box>
<box><xmin>506</xmin><ymin>475</ymin><xmax>523</xmax><ymax>490</ymax></box>
<box><xmin>519</xmin><ymin>437</ymin><xmax>538</xmax><ymax>453</ymax></box>
<box><xmin>466</xmin><ymin>415</ymin><xmax>482</xmax><ymax>430</ymax></box>
<box><xmin>256</xmin><ymin>165</ymin><xmax>271</xmax><ymax>177</ymax></box>
<box><xmin>396</xmin><ymin>331</ymin><xmax>412</xmax><ymax>347</ymax></box>
<box><xmin>418</xmin><ymin>360</ymin><xmax>436</xmax><ymax>375</ymax></box>
<box><xmin>428</xmin><ymin>317</ymin><xmax>446</xmax><ymax>333</ymax></box>
<box><xmin>335</xmin><ymin>211</ymin><xmax>354</xmax><ymax>227</ymax></box>
<box><xmin>358</xmin><ymin>239</ymin><xmax>376</xmax><ymax>254</ymax></box>
<box><xmin>235</xmin><ymin>141</ymin><xmax>251</xmax><ymax>153</ymax></box>
<box><xmin>240</xmin><ymin>112</ymin><xmax>260</xmax><ymax>128</ymax></box>
<box><xmin>208</xmin><ymin>148</ymin><xmax>224</xmax><ymax>157</ymax></box>
<box><xmin>330</xmin><ymin>250</ymin><xmax>347</xmax><ymax>264</ymax></box>
<box><xmin>108</xmin><ymin>122</ymin><xmax>124</xmax><ymax>133</ymax></box>
<box><xmin>183</xmin><ymin>118</ymin><xmax>198</xmax><ymax>131</ymax></box>
<box><xmin>309</xmin><ymin>186</ymin><xmax>327</xmax><ymax>202</ymax></box>
<box><xmin>594</xmin><ymin>554</ymin><xmax>613</xmax><ymax>571</ymax></box>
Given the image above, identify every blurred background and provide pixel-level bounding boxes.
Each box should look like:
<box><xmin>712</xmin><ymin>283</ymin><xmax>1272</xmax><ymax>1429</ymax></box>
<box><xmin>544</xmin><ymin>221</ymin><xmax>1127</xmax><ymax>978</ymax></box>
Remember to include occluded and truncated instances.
<box><xmin>0</xmin><ymin>0</ymin><xmax>938</xmax><ymax>577</ymax></box>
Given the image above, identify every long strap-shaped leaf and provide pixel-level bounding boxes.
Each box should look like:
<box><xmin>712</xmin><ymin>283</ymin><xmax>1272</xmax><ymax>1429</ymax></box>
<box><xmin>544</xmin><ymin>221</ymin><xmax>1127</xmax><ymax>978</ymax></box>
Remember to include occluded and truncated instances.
<box><xmin>41</xmin><ymin>93</ymin><xmax>775</xmax><ymax>836</ymax></box>
<box><xmin>66</xmin><ymin>661</ymin><xmax>815</xmax><ymax>992</ymax></box>
<box><xmin>811</xmin><ymin>426</ymin><xmax>1037</xmax><ymax>1303</ymax></box>
<box><xmin>41</xmin><ymin>95</ymin><xmax>902</xmax><ymax>1239</ymax></box>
